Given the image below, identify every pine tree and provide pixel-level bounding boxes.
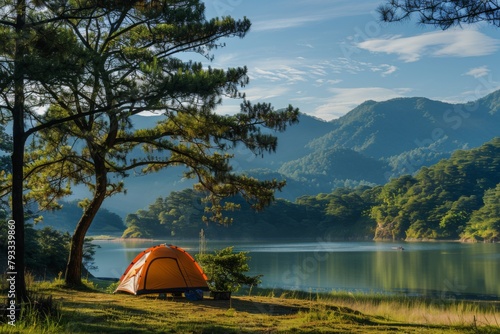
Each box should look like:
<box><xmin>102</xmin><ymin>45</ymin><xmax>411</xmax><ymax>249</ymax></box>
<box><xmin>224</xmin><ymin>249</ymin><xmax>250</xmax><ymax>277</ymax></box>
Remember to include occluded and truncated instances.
<box><xmin>378</xmin><ymin>1</ymin><xmax>500</xmax><ymax>29</ymax></box>
<box><xmin>23</xmin><ymin>1</ymin><xmax>299</xmax><ymax>286</ymax></box>
<box><xmin>0</xmin><ymin>0</ymin><xmax>97</xmax><ymax>302</ymax></box>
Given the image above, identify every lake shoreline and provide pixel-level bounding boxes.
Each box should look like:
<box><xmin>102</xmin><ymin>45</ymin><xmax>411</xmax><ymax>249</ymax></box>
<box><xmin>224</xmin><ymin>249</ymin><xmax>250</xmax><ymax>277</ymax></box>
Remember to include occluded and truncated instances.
<box><xmin>90</xmin><ymin>235</ymin><xmax>468</xmax><ymax>244</ymax></box>
<box><xmin>90</xmin><ymin>276</ymin><xmax>500</xmax><ymax>303</ymax></box>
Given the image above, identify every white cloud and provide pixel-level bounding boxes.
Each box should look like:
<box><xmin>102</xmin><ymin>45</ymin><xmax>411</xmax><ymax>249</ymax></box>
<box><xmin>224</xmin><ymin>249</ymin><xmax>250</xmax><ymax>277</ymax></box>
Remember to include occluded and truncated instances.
<box><xmin>214</xmin><ymin>103</ymin><xmax>241</xmax><ymax>116</ymax></box>
<box><xmin>242</xmin><ymin>85</ymin><xmax>291</xmax><ymax>101</ymax></box>
<box><xmin>253</xmin><ymin>67</ymin><xmax>278</xmax><ymax>79</ymax></box>
<box><xmin>377</xmin><ymin>65</ymin><xmax>398</xmax><ymax>77</ymax></box>
<box><xmin>249</xmin><ymin>57</ymin><xmax>397</xmax><ymax>88</ymax></box>
<box><xmin>251</xmin><ymin>65</ymin><xmax>308</xmax><ymax>84</ymax></box>
<box><xmin>298</xmin><ymin>42</ymin><xmax>314</xmax><ymax>49</ymax></box>
<box><xmin>464</xmin><ymin>66</ymin><xmax>490</xmax><ymax>78</ymax></box>
<box><xmin>248</xmin><ymin>57</ymin><xmax>311</xmax><ymax>84</ymax></box>
<box><xmin>327</xmin><ymin>79</ymin><xmax>343</xmax><ymax>84</ymax></box>
<box><xmin>314</xmin><ymin>87</ymin><xmax>412</xmax><ymax>120</ymax></box>
<box><xmin>252</xmin><ymin>16</ymin><xmax>321</xmax><ymax>32</ymax></box>
<box><xmin>306</xmin><ymin>64</ymin><xmax>328</xmax><ymax>76</ymax></box>
<box><xmin>357</xmin><ymin>29</ymin><xmax>500</xmax><ymax>62</ymax></box>
<box><xmin>213</xmin><ymin>85</ymin><xmax>291</xmax><ymax>116</ymax></box>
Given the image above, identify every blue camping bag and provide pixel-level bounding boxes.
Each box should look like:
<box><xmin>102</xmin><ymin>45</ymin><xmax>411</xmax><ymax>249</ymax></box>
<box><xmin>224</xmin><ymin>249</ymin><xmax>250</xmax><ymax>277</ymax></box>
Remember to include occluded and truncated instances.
<box><xmin>185</xmin><ymin>289</ymin><xmax>204</xmax><ymax>301</ymax></box>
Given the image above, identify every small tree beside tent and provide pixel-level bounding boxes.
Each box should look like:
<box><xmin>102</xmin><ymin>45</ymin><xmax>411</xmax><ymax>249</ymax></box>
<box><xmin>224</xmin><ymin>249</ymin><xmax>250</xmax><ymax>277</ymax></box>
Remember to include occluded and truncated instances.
<box><xmin>197</xmin><ymin>246</ymin><xmax>262</xmax><ymax>299</ymax></box>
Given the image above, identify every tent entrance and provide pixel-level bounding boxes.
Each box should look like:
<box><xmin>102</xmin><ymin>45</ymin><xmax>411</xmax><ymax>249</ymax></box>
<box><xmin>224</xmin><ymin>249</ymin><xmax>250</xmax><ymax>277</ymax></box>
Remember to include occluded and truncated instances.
<box><xmin>144</xmin><ymin>257</ymin><xmax>187</xmax><ymax>291</ymax></box>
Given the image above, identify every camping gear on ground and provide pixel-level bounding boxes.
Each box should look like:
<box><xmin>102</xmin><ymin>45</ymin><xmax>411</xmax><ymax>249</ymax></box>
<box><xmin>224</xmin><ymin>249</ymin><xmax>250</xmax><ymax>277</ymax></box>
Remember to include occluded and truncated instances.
<box><xmin>185</xmin><ymin>289</ymin><xmax>204</xmax><ymax>301</ymax></box>
<box><xmin>114</xmin><ymin>244</ymin><xmax>209</xmax><ymax>296</ymax></box>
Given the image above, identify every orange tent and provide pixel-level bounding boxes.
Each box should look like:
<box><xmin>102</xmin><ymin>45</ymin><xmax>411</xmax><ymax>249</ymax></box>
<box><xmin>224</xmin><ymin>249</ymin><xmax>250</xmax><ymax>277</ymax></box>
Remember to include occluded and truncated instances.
<box><xmin>114</xmin><ymin>244</ymin><xmax>209</xmax><ymax>295</ymax></box>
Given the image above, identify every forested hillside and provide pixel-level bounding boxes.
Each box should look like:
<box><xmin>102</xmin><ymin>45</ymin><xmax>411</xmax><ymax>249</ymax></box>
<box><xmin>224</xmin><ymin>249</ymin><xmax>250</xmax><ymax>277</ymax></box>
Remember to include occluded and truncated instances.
<box><xmin>65</xmin><ymin>90</ymin><xmax>500</xmax><ymax>213</ymax></box>
<box><xmin>308</xmin><ymin>92</ymin><xmax>500</xmax><ymax>159</ymax></box>
<box><xmin>121</xmin><ymin>187</ymin><xmax>377</xmax><ymax>240</ymax></box>
<box><xmin>278</xmin><ymin>148</ymin><xmax>389</xmax><ymax>185</ymax></box>
<box><xmin>372</xmin><ymin>137</ymin><xmax>500</xmax><ymax>241</ymax></box>
<box><xmin>123</xmin><ymin>138</ymin><xmax>500</xmax><ymax>242</ymax></box>
<box><xmin>257</xmin><ymin>91</ymin><xmax>500</xmax><ymax>198</ymax></box>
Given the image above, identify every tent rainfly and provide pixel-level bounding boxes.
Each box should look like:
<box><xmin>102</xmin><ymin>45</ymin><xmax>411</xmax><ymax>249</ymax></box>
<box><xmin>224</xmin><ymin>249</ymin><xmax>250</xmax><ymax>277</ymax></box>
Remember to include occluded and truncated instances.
<box><xmin>114</xmin><ymin>244</ymin><xmax>209</xmax><ymax>295</ymax></box>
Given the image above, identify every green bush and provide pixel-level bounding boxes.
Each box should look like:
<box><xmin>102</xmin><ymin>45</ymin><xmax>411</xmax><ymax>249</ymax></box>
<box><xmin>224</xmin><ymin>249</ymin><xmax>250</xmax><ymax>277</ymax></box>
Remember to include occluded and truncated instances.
<box><xmin>197</xmin><ymin>246</ymin><xmax>262</xmax><ymax>293</ymax></box>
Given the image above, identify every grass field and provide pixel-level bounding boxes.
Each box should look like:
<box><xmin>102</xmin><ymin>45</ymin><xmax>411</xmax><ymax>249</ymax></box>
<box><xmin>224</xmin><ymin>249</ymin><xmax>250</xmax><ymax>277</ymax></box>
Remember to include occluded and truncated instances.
<box><xmin>1</xmin><ymin>278</ymin><xmax>499</xmax><ymax>333</ymax></box>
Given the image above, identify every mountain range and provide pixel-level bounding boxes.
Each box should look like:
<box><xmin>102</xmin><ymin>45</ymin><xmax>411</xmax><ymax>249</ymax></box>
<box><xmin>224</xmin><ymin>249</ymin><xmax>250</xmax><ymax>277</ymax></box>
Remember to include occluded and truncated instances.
<box><xmin>68</xmin><ymin>90</ymin><xmax>500</xmax><ymax>217</ymax></box>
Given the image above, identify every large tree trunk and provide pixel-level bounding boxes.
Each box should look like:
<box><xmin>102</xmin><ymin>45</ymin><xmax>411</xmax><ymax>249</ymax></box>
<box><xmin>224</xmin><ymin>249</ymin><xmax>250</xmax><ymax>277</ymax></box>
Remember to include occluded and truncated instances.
<box><xmin>65</xmin><ymin>108</ymin><xmax>118</xmax><ymax>286</ymax></box>
<box><xmin>65</xmin><ymin>159</ymin><xmax>107</xmax><ymax>286</ymax></box>
<box><xmin>11</xmin><ymin>0</ymin><xmax>28</xmax><ymax>303</ymax></box>
<box><xmin>11</xmin><ymin>107</ymin><xmax>27</xmax><ymax>303</ymax></box>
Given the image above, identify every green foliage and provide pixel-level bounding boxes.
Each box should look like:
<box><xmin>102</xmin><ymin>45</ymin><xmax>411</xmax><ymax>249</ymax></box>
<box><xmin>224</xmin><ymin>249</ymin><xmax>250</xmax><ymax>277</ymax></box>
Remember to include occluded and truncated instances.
<box><xmin>30</xmin><ymin>227</ymin><xmax>71</xmax><ymax>277</ymax></box>
<box><xmin>122</xmin><ymin>186</ymin><xmax>377</xmax><ymax>240</ymax></box>
<box><xmin>0</xmin><ymin>125</ymin><xmax>11</xmax><ymax>209</ymax></box>
<box><xmin>369</xmin><ymin>175</ymin><xmax>417</xmax><ymax>240</ymax></box>
<box><xmin>0</xmin><ymin>124</ymin><xmax>11</xmax><ymax>172</ymax></box>
<box><xmin>0</xmin><ymin>291</ymin><xmax>62</xmax><ymax>332</ymax></box>
<box><xmin>196</xmin><ymin>246</ymin><xmax>262</xmax><ymax>293</ymax></box>
<box><xmin>372</xmin><ymin>138</ymin><xmax>500</xmax><ymax>240</ymax></box>
<box><xmin>378</xmin><ymin>0</ymin><xmax>500</xmax><ymax>29</ymax></box>
<box><xmin>279</xmin><ymin>148</ymin><xmax>389</xmax><ymax>185</ymax></box>
<box><xmin>296</xmin><ymin>187</ymin><xmax>377</xmax><ymax>239</ymax></box>
<box><xmin>25</xmin><ymin>0</ymin><xmax>298</xmax><ymax>220</ymax></box>
<box><xmin>462</xmin><ymin>184</ymin><xmax>500</xmax><ymax>242</ymax></box>
<box><xmin>122</xmin><ymin>189</ymin><xmax>204</xmax><ymax>238</ymax></box>
<box><xmin>0</xmin><ymin>222</ymin><xmax>98</xmax><ymax>279</ymax></box>
<box><xmin>104</xmin><ymin>281</ymin><xmax>120</xmax><ymax>294</ymax></box>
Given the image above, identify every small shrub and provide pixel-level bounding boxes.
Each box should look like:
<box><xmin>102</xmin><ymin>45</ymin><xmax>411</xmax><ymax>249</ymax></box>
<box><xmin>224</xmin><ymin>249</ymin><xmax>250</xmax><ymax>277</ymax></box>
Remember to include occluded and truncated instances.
<box><xmin>197</xmin><ymin>246</ymin><xmax>262</xmax><ymax>293</ymax></box>
<box><xmin>105</xmin><ymin>281</ymin><xmax>120</xmax><ymax>294</ymax></box>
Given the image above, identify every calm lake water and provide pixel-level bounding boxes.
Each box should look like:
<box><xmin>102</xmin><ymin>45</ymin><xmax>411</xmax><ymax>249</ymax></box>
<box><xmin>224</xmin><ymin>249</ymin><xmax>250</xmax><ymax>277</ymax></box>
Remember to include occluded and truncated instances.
<box><xmin>90</xmin><ymin>239</ymin><xmax>500</xmax><ymax>298</ymax></box>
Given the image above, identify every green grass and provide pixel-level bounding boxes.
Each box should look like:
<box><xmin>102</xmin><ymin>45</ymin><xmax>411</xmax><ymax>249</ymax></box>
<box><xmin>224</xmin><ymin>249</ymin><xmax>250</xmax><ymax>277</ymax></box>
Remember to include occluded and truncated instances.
<box><xmin>1</xmin><ymin>279</ymin><xmax>499</xmax><ymax>333</ymax></box>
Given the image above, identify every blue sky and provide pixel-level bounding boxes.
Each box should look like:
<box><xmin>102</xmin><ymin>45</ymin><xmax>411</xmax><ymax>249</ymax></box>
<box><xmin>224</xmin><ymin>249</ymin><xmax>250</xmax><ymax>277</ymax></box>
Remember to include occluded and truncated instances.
<box><xmin>200</xmin><ymin>0</ymin><xmax>500</xmax><ymax>121</ymax></box>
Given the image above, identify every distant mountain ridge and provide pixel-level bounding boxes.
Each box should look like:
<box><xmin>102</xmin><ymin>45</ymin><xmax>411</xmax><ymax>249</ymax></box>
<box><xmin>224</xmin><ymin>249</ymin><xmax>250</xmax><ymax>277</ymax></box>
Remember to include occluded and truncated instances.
<box><xmin>68</xmin><ymin>90</ymin><xmax>500</xmax><ymax>215</ymax></box>
<box><xmin>274</xmin><ymin>90</ymin><xmax>500</xmax><ymax>195</ymax></box>
<box><xmin>308</xmin><ymin>93</ymin><xmax>500</xmax><ymax>158</ymax></box>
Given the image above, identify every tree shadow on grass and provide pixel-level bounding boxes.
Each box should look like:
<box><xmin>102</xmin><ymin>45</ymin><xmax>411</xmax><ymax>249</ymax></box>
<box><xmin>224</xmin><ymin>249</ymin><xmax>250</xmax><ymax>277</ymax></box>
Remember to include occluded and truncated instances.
<box><xmin>143</xmin><ymin>294</ymin><xmax>305</xmax><ymax>316</ymax></box>
<box><xmin>60</xmin><ymin>297</ymin><xmax>271</xmax><ymax>334</ymax></box>
<box><xmin>54</xmin><ymin>290</ymin><xmax>468</xmax><ymax>334</ymax></box>
<box><xmin>57</xmin><ymin>291</ymin><xmax>279</xmax><ymax>333</ymax></box>
<box><xmin>194</xmin><ymin>297</ymin><xmax>302</xmax><ymax>316</ymax></box>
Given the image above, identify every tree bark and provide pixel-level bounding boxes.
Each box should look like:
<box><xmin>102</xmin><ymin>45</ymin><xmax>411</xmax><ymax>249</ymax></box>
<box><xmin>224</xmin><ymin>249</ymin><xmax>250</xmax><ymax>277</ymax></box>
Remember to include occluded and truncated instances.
<box><xmin>64</xmin><ymin>157</ymin><xmax>108</xmax><ymax>286</ymax></box>
<box><xmin>11</xmin><ymin>106</ymin><xmax>27</xmax><ymax>303</ymax></box>
<box><xmin>11</xmin><ymin>0</ymin><xmax>28</xmax><ymax>303</ymax></box>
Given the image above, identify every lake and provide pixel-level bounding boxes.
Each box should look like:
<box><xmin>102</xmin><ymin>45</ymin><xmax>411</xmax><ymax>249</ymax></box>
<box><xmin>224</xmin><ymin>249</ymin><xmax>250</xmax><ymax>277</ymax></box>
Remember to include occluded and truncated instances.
<box><xmin>89</xmin><ymin>239</ymin><xmax>500</xmax><ymax>299</ymax></box>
